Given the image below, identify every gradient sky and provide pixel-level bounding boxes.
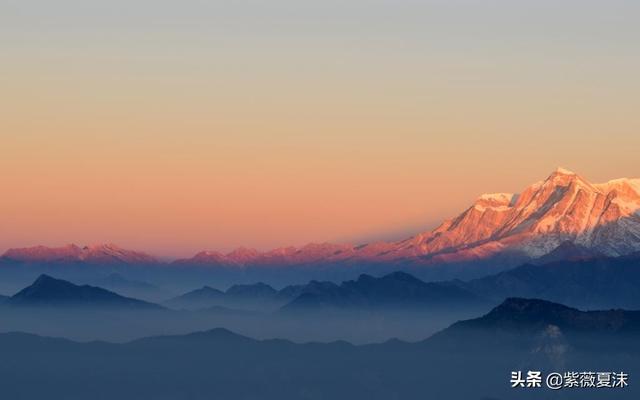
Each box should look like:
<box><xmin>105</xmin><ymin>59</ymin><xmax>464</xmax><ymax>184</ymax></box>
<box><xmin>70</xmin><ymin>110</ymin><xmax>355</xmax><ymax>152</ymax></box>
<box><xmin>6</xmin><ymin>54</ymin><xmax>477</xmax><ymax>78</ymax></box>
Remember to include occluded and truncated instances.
<box><xmin>1</xmin><ymin>0</ymin><xmax>639</xmax><ymax>258</ymax></box>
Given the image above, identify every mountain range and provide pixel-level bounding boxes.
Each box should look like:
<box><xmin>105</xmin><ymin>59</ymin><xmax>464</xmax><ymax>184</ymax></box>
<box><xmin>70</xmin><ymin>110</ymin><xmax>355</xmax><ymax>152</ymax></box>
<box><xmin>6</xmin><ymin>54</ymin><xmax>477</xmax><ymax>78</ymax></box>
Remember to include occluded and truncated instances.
<box><xmin>165</xmin><ymin>281</ymin><xmax>280</xmax><ymax>311</ymax></box>
<box><xmin>165</xmin><ymin>271</ymin><xmax>483</xmax><ymax>312</ymax></box>
<box><xmin>1</xmin><ymin>297</ymin><xmax>638</xmax><ymax>400</ymax></box>
<box><xmin>2</xmin><ymin>255</ymin><xmax>640</xmax><ymax>343</ymax></box>
<box><xmin>2</xmin><ymin>169</ymin><xmax>639</xmax><ymax>281</ymax></box>
<box><xmin>166</xmin><ymin>251</ymin><xmax>640</xmax><ymax>313</ymax></box>
<box><xmin>280</xmin><ymin>271</ymin><xmax>483</xmax><ymax>313</ymax></box>
<box><xmin>4</xmin><ymin>248</ymin><xmax>640</xmax><ymax>315</ymax></box>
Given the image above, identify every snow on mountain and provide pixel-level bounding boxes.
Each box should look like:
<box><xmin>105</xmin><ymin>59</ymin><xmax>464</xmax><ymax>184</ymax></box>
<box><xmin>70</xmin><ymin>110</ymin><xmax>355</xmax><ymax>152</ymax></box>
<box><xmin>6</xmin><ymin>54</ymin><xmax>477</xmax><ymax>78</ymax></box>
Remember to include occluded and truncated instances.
<box><xmin>382</xmin><ymin>168</ymin><xmax>640</xmax><ymax>262</ymax></box>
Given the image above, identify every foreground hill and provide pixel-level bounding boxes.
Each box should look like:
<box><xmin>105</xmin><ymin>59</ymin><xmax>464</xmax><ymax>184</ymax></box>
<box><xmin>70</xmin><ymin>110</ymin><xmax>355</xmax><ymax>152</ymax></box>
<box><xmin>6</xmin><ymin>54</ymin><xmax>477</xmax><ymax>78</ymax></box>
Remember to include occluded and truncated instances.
<box><xmin>0</xmin><ymin>298</ymin><xmax>637</xmax><ymax>400</ymax></box>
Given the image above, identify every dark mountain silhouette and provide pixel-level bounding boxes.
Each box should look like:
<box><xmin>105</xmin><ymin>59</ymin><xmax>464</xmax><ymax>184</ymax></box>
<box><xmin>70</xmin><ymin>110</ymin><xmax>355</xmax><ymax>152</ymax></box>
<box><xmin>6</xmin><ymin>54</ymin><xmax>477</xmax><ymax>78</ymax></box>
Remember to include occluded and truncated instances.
<box><xmin>6</xmin><ymin>275</ymin><xmax>162</xmax><ymax>309</ymax></box>
<box><xmin>281</xmin><ymin>271</ymin><xmax>484</xmax><ymax>313</ymax></box>
<box><xmin>459</xmin><ymin>253</ymin><xmax>640</xmax><ymax>309</ymax></box>
<box><xmin>427</xmin><ymin>297</ymin><xmax>640</xmax><ymax>368</ymax></box>
<box><xmin>446</xmin><ymin>297</ymin><xmax>640</xmax><ymax>334</ymax></box>
<box><xmin>166</xmin><ymin>271</ymin><xmax>484</xmax><ymax>313</ymax></box>
<box><xmin>0</xmin><ymin>298</ymin><xmax>638</xmax><ymax>400</ymax></box>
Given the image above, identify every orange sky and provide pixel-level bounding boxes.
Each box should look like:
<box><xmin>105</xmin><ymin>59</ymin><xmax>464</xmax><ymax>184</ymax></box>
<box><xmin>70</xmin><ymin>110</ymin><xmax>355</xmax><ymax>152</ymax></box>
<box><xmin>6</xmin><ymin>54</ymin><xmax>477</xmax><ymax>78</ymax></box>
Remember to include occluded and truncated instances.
<box><xmin>1</xmin><ymin>0</ymin><xmax>639</xmax><ymax>258</ymax></box>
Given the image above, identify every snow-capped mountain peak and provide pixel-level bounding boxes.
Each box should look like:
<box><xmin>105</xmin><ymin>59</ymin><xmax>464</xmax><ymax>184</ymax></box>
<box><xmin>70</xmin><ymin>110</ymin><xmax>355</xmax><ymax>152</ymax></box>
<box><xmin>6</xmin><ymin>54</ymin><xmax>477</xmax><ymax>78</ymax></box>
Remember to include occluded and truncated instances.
<box><xmin>395</xmin><ymin>168</ymin><xmax>640</xmax><ymax>261</ymax></box>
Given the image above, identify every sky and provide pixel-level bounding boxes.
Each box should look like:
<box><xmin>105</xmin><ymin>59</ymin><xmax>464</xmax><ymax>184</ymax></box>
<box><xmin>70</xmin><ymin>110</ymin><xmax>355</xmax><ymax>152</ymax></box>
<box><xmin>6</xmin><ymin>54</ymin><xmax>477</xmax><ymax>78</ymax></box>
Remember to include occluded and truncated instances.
<box><xmin>1</xmin><ymin>0</ymin><xmax>639</xmax><ymax>258</ymax></box>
